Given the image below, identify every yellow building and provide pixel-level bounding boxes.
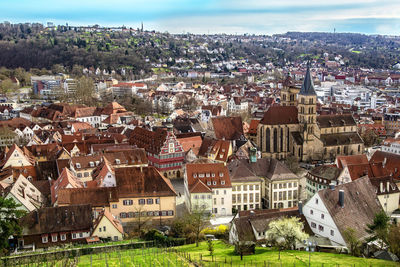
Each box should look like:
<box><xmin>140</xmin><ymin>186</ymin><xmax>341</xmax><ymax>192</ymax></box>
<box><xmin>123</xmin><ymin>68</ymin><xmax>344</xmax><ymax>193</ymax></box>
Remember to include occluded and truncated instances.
<box><xmin>92</xmin><ymin>210</ymin><xmax>124</xmax><ymax>241</ymax></box>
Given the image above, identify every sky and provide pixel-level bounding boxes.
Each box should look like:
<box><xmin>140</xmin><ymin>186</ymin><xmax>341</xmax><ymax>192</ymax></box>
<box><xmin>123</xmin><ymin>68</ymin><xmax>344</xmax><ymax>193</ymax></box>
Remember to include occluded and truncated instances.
<box><xmin>1</xmin><ymin>0</ymin><xmax>400</xmax><ymax>35</ymax></box>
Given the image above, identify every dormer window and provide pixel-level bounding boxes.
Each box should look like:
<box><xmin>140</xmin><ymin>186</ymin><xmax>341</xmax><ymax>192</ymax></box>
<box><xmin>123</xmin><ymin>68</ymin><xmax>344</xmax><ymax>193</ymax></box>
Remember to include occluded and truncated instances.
<box><xmin>199</xmin><ymin>173</ymin><xmax>205</xmax><ymax>178</ymax></box>
<box><xmin>115</xmin><ymin>159</ymin><xmax>121</xmax><ymax>165</ymax></box>
<box><xmin>212</xmin><ymin>173</ymin><xmax>215</xmax><ymax>177</ymax></box>
<box><xmin>193</xmin><ymin>173</ymin><xmax>197</xmax><ymax>178</ymax></box>
<box><xmin>206</xmin><ymin>173</ymin><xmax>210</xmax><ymax>177</ymax></box>
<box><xmin>95</xmin><ymin>161</ymin><xmax>100</xmax><ymax>166</ymax></box>
<box><xmin>76</xmin><ymin>163</ymin><xmax>81</xmax><ymax>169</ymax></box>
<box><xmin>207</xmin><ymin>181</ymin><xmax>211</xmax><ymax>186</ymax></box>
<box><xmin>219</xmin><ymin>172</ymin><xmax>224</xmax><ymax>177</ymax></box>
<box><xmin>221</xmin><ymin>181</ymin><xmax>225</xmax><ymax>185</ymax></box>
<box><xmin>89</xmin><ymin>162</ymin><xmax>94</xmax><ymax>167</ymax></box>
<box><xmin>213</xmin><ymin>181</ymin><xmax>217</xmax><ymax>185</ymax></box>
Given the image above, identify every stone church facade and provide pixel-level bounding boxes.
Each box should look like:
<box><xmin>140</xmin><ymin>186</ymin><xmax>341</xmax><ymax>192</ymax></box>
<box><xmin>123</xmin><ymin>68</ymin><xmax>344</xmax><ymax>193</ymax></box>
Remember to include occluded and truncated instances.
<box><xmin>257</xmin><ymin>66</ymin><xmax>364</xmax><ymax>162</ymax></box>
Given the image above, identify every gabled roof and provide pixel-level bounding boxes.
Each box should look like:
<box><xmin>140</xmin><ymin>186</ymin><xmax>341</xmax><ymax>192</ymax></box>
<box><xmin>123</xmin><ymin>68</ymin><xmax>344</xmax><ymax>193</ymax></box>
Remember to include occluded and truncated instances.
<box><xmin>186</xmin><ymin>163</ymin><xmax>231</xmax><ymax>190</ymax></box>
<box><xmin>260</xmin><ymin>106</ymin><xmax>299</xmax><ymax>125</ymax></box>
<box><xmin>57</xmin><ymin>187</ymin><xmax>118</xmax><ymax>206</ymax></box>
<box><xmin>320</xmin><ymin>133</ymin><xmax>363</xmax><ymax>146</ymax></box>
<box><xmin>211</xmin><ymin>116</ymin><xmax>244</xmax><ymax>140</ymax></box>
<box><xmin>299</xmin><ymin>64</ymin><xmax>316</xmax><ymax>96</ymax></box>
<box><xmin>190</xmin><ymin>179</ymin><xmax>212</xmax><ymax>193</ymax></box>
<box><xmin>318</xmin><ymin>177</ymin><xmax>382</xmax><ymax>241</ymax></box>
<box><xmin>228</xmin><ymin>158</ymin><xmax>298</xmax><ymax>181</ymax></box>
<box><xmin>93</xmin><ymin>209</ymin><xmax>124</xmax><ymax>235</ymax></box>
<box><xmin>369</xmin><ymin>151</ymin><xmax>400</xmax><ymax>179</ymax></box>
<box><xmin>115</xmin><ymin>166</ymin><xmax>177</xmax><ymax>198</ymax></box>
<box><xmin>21</xmin><ymin>204</ymin><xmax>93</xmax><ymax>235</ymax></box>
<box><xmin>336</xmin><ymin>154</ymin><xmax>369</xmax><ymax>169</ymax></box>
<box><xmin>51</xmin><ymin>168</ymin><xmax>83</xmax><ymax>204</ymax></box>
<box><xmin>317</xmin><ymin>114</ymin><xmax>357</xmax><ymax>128</ymax></box>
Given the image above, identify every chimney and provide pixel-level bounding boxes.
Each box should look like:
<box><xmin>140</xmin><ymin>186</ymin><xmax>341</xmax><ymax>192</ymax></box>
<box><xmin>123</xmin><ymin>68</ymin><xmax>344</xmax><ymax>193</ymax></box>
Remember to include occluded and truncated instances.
<box><xmin>387</xmin><ymin>181</ymin><xmax>390</xmax><ymax>193</ymax></box>
<box><xmin>329</xmin><ymin>183</ymin><xmax>335</xmax><ymax>190</ymax></box>
<box><xmin>339</xmin><ymin>190</ymin><xmax>344</xmax><ymax>208</ymax></box>
<box><xmin>380</xmin><ymin>182</ymin><xmax>384</xmax><ymax>193</ymax></box>
<box><xmin>249</xmin><ymin>210</ymin><xmax>255</xmax><ymax>216</ymax></box>
<box><xmin>298</xmin><ymin>201</ymin><xmax>303</xmax><ymax>215</ymax></box>
<box><xmin>383</xmin><ymin>157</ymin><xmax>387</xmax><ymax>168</ymax></box>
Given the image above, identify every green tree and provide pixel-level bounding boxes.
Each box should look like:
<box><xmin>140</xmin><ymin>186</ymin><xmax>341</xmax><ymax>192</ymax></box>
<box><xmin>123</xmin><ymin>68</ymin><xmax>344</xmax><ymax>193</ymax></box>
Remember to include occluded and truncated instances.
<box><xmin>266</xmin><ymin>217</ymin><xmax>309</xmax><ymax>252</ymax></box>
<box><xmin>387</xmin><ymin>224</ymin><xmax>400</xmax><ymax>258</ymax></box>
<box><xmin>366</xmin><ymin>211</ymin><xmax>390</xmax><ymax>249</ymax></box>
<box><xmin>342</xmin><ymin>227</ymin><xmax>361</xmax><ymax>256</ymax></box>
<box><xmin>0</xmin><ymin>79</ymin><xmax>17</xmax><ymax>95</ymax></box>
<box><xmin>0</xmin><ymin>197</ymin><xmax>26</xmax><ymax>255</ymax></box>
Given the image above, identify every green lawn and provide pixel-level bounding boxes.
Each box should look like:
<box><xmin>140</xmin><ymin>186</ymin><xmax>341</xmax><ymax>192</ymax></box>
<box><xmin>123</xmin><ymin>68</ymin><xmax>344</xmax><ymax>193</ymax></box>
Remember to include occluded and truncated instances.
<box><xmin>177</xmin><ymin>241</ymin><xmax>400</xmax><ymax>267</ymax></box>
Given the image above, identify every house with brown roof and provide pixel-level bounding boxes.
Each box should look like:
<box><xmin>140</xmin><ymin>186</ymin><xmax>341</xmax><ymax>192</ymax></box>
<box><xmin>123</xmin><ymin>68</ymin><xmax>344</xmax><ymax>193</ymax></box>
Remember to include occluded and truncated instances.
<box><xmin>185</xmin><ymin>163</ymin><xmax>232</xmax><ymax>216</ymax></box>
<box><xmin>51</xmin><ymin>168</ymin><xmax>84</xmax><ymax>205</ymax></box>
<box><xmin>92</xmin><ymin>209</ymin><xmax>124</xmax><ymax>241</ymax></box>
<box><xmin>306</xmin><ymin>165</ymin><xmax>341</xmax><ymax>198</ymax></box>
<box><xmin>19</xmin><ymin>204</ymin><xmax>93</xmax><ymax>249</ymax></box>
<box><xmin>129</xmin><ymin>125</ymin><xmax>184</xmax><ymax>179</ymax></box>
<box><xmin>69</xmin><ymin>154</ymin><xmax>103</xmax><ymax>182</ymax></box>
<box><xmin>0</xmin><ymin>144</ymin><xmax>35</xmax><ymax>169</ymax></box>
<box><xmin>110</xmin><ymin>166</ymin><xmax>177</xmax><ymax>225</ymax></box>
<box><xmin>229</xmin><ymin>207</ymin><xmax>310</xmax><ymax>247</ymax></box>
<box><xmin>198</xmin><ymin>137</ymin><xmax>232</xmax><ymax>163</ymax></box>
<box><xmin>369</xmin><ymin>176</ymin><xmax>400</xmax><ymax>215</ymax></box>
<box><xmin>303</xmin><ymin>177</ymin><xmax>383</xmax><ymax>247</ymax></box>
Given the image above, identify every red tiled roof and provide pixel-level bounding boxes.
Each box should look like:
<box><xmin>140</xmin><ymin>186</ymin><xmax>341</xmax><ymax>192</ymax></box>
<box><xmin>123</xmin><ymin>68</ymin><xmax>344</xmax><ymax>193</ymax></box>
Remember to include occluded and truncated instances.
<box><xmin>186</xmin><ymin>163</ymin><xmax>231</xmax><ymax>191</ymax></box>
<box><xmin>248</xmin><ymin>119</ymin><xmax>260</xmax><ymax>134</ymax></box>
<box><xmin>260</xmin><ymin>106</ymin><xmax>299</xmax><ymax>125</ymax></box>
<box><xmin>212</xmin><ymin>116</ymin><xmax>244</xmax><ymax>140</ymax></box>
<box><xmin>336</xmin><ymin>155</ymin><xmax>369</xmax><ymax>169</ymax></box>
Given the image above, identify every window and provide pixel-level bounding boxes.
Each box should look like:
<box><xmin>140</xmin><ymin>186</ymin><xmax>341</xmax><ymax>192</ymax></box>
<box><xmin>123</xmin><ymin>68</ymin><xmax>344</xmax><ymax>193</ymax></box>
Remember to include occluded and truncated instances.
<box><xmin>219</xmin><ymin>172</ymin><xmax>224</xmax><ymax>177</ymax></box>
<box><xmin>84</xmin><ymin>172</ymin><xmax>89</xmax><ymax>177</ymax></box>
<box><xmin>221</xmin><ymin>198</ymin><xmax>224</xmax><ymax>205</ymax></box>
<box><xmin>156</xmin><ymin>198</ymin><xmax>160</xmax><ymax>204</ymax></box>
<box><xmin>52</xmin><ymin>234</ymin><xmax>57</xmax><ymax>242</ymax></box>
<box><xmin>310</xmin><ymin>210</ymin><xmax>314</xmax><ymax>215</ymax></box>
<box><xmin>77</xmin><ymin>173</ymin><xmax>82</xmax><ymax>178</ymax></box>
<box><xmin>138</xmin><ymin>199</ymin><xmax>145</xmax><ymax>205</ymax></box>
<box><xmin>321</xmin><ymin>214</ymin><xmax>325</xmax><ymax>219</ymax></box>
<box><xmin>42</xmin><ymin>235</ymin><xmax>48</xmax><ymax>243</ymax></box>
<box><xmin>318</xmin><ymin>225</ymin><xmax>324</xmax><ymax>232</ymax></box>
<box><xmin>221</xmin><ymin>181</ymin><xmax>225</xmax><ymax>185</ymax></box>
<box><xmin>99</xmin><ymin>228</ymin><xmax>102</xmax><ymax>232</ymax></box>
<box><xmin>112</xmin><ymin>204</ymin><xmax>117</xmax><ymax>209</ymax></box>
<box><xmin>255</xmin><ymin>185</ymin><xmax>259</xmax><ymax>190</ymax></box>
<box><xmin>311</xmin><ymin>222</ymin><xmax>316</xmax><ymax>228</ymax></box>
<box><xmin>315</xmin><ymin>198</ymin><xmax>318</xmax><ymax>204</ymax></box>
<box><xmin>147</xmin><ymin>199</ymin><xmax>154</xmax><ymax>205</ymax></box>
<box><xmin>72</xmin><ymin>233</ymin><xmax>77</xmax><ymax>239</ymax></box>
<box><xmin>120</xmin><ymin>213</ymin><xmax>127</xmax><ymax>218</ymax></box>
<box><xmin>249</xmin><ymin>185</ymin><xmax>253</xmax><ymax>190</ymax></box>
<box><xmin>60</xmin><ymin>234</ymin><xmax>66</xmax><ymax>241</ymax></box>
<box><xmin>103</xmin><ymin>226</ymin><xmax>106</xmax><ymax>231</ymax></box>
<box><xmin>213</xmin><ymin>181</ymin><xmax>217</xmax><ymax>185</ymax></box>
<box><xmin>79</xmin><ymin>233</ymin><xmax>83</xmax><ymax>238</ymax></box>
<box><xmin>207</xmin><ymin>181</ymin><xmax>211</xmax><ymax>186</ymax></box>
<box><xmin>123</xmin><ymin>200</ymin><xmax>133</xmax><ymax>205</ymax></box>
<box><xmin>214</xmin><ymin>198</ymin><xmax>216</xmax><ymax>205</ymax></box>
<box><xmin>330</xmin><ymin>230</ymin><xmax>334</xmax><ymax>236</ymax></box>
<box><xmin>233</xmin><ymin>194</ymin><xmax>236</xmax><ymax>204</ymax></box>
<box><xmin>243</xmin><ymin>185</ymin><xmax>247</xmax><ymax>191</ymax></box>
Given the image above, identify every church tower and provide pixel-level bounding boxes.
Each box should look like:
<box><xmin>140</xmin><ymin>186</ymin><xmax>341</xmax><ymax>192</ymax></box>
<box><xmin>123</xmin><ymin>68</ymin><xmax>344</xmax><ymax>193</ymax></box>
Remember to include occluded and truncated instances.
<box><xmin>298</xmin><ymin>63</ymin><xmax>317</xmax><ymax>160</ymax></box>
<box><xmin>280</xmin><ymin>74</ymin><xmax>298</xmax><ymax>106</ymax></box>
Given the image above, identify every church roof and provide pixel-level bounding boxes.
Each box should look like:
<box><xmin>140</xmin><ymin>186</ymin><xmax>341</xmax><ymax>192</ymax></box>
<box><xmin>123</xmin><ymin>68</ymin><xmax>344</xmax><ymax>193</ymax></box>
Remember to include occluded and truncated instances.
<box><xmin>260</xmin><ymin>106</ymin><xmax>298</xmax><ymax>125</ymax></box>
<box><xmin>299</xmin><ymin>64</ymin><xmax>316</xmax><ymax>96</ymax></box>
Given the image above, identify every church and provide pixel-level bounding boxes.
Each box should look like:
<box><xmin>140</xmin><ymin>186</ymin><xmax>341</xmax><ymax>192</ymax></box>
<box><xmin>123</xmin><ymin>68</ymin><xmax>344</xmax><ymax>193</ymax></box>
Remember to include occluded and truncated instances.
<box><xmin>257</xmin><ymin>65</ymin><xmax>364</xmax><ymax>162</ymax></box>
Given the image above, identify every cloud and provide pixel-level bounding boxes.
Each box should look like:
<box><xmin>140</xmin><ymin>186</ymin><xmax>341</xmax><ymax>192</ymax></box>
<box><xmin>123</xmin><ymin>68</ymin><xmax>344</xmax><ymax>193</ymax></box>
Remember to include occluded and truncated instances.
<box><xmin>0</xmin><ymin>0</ymin><xmax>399</xmax><ymax>34</ymax></box>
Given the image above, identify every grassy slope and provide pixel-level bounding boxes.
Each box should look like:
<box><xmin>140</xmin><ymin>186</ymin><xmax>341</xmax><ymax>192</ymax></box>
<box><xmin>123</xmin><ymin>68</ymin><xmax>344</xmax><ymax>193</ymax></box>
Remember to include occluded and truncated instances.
<box><xmin>178</xmin><ymin>241</ymin><xmax>400</xmax><ymax>267</ymax></box>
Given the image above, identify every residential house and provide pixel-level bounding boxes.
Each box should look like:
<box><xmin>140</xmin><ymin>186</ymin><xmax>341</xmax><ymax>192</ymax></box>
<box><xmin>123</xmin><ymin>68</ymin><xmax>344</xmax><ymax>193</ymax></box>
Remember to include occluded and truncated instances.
<box><xmin>3</xmin><ymin>176</ymin><xmax>45</xmax><ymax>212</ymax></box>
<box><xmin>19</xmin><ymin>205</ymin><xmax>93</xmax><ymax>249</ymax></box>
<box><xmin>369</xmin><ymin>176</ymin><xmax>400</xmax><ymax>215</ymax></box>
<box><xmin>306</xmin><ymin>165</ymin><xmax>341</xmax><ymax>198</ymax></box>
<box><xmin>185</xmin><ymin>163</ymin><xmax>232</xmax><ymax>216</ymax></box>
<box><xmin>69</xmin><ymin>154</ymin><xmax>103</xmax><ymax>182</ymax></box>
<box><xmin>198</xmin><ymin>138</ymin><xmax>232</xmax><ymax>163</ymax></box>
<box><xmin>92</xmin><ymin>209</ymin><xmax>124</xmax><ymax>241</ymax></box>
<box><xmin>303</xmin><ymin>177</ymin><xmax>383</xmax><ymax>247</ymax></box>
<box><xmin>129</xmin><ymin>126</ymin><xmax>185</xmax><ymax>179</ymax></box>
<box><xmin>0</xmin><ymin>144</ymin><xmax>34</xmax><ymax>169</ymax></box>
<box><xmin>228</xmin><ymin>158</ymin><xmax>263</xmax><ymax>212</ymax></box>
<box><xmin>51</xmin><ymin>168</ymin><xmax>84</xmax><ymax>205</ymax></box>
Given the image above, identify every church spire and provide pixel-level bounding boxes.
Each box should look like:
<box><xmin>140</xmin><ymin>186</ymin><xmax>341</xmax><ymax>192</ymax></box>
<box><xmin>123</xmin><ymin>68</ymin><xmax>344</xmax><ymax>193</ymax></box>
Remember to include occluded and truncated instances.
<box><xmin>299</xmin><ymin>62</ymin><xmax>316</xmax><ymax>96</ymax></box>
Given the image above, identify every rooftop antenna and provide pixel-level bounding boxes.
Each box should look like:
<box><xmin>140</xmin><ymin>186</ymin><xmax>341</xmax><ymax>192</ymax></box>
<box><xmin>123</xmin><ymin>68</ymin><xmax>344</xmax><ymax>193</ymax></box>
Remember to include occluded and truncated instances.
<box><xmin>141</xmin><ymin>22</ymin><xmax>143</xmax><ymax>32</ymax></box>
<box><xmin>334</xmin><ymin>28</ymin><xmax>336</xmax><ymax>34</ymax></box>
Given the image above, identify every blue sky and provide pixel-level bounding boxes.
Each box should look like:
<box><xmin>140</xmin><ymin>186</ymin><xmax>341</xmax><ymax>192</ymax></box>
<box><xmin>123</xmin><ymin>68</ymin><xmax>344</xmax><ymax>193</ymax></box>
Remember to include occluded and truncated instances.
<box><xmin>1</xmin><ymin>0</ymin><xmax>400</xmax><ymax>35</ymax></box>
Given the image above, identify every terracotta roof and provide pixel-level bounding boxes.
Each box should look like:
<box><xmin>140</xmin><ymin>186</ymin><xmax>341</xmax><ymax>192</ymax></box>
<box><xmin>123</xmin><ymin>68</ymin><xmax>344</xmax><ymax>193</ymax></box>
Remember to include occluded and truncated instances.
<box><xmin>186</xmin><ymin>163</ymin><xmax>231</xmax><ymax>191</ymax></box>
<box><xmin>51</xmin><ymin>168</ymin><xmax>83</xmax><ymax>204</ymax></box>
<box><xmin>336</xmin><ymin>155</ymin><xmax>369</xmax><ymax>169</ymax></box>
<box><xmin>317</xmin><ymin>114</ymin><xmax>357</xmax><ymax>128</ymax></box>
<box><xmin>198</xmin><ymin>138</ymin><xmax>231</xmax><ymax>162</ymax></box>
<box><xmin>369</xmin><ymin>176</ymin><xmax>400</xmax><ymax>195</ymax></box>
<box><xmin>57</xmin><ymin>187</ymin><xmax>118</xmax><ymax>206</ymax></box>
<box><xmin>103</xmin><ymin>148</ymin><xmax>148</xmax><ymax>166</ymax></box>
<box><xmin>177</xmin><ymin>135</ymin><xmax>202</xmax><ymax>155</ymax></box>
<box><xmin>318</xmin><ymin>177</ymin><xmax>382</xmax><ymax>241</ymax></box>
<box><xmin>370</xmin><ymin>151</ymin><xmax>400</xmax><ymax>179</ymax></box>
<box><xmin>21</xmin><ymin>204</ymin><xmax>93</xmax><ymax>235</ymax></box>
<box><xmin>260</xmin><ymin>106</ymin><xmax>299</xmax><ymax>125</ymax></box>
<box><xmin>212</xmin><ymin>116</ymin><xmax>244</xmax><ymax>140</ymax></box>
<box><xmin>248</xmin><ymin>119</ymin><xmax>260</xmax><ymax>135</ymax></box>
<box><xmin>115</xmin><ymin>166</ymin><xmax>177</xmax><ymax>198</ymax></box>
<box><xmin>70</xmin><ymin>154</ymin><xmax>103</xmax><ymax>169</ymax></box>
<box><xmin>129</xmin><ymin>127</ymin><xmax>167</xmax><ymax>154</ymax></box>
<box><xmin>71</xmin><ymin>122</ymin><xmax>93</xmax><ymax>132</ymax></box>
<box><xmin>189</xmin><ymin>179</ymin><xmax>212</xmax><ymax>193</ymax></box>
<box><xmin>102</xmin><ymin>102</ymin><xmax>127</xmax><ymax>115</ymax></box>
<box><xmin>72</xmin><ymin>107</ymin><xmax>97</xmax><ymax>118</ymax></box>
<box><xmin>93</xmin><ymin>209</ymin><xmax>124</xmax><ymax>235</ymax></box>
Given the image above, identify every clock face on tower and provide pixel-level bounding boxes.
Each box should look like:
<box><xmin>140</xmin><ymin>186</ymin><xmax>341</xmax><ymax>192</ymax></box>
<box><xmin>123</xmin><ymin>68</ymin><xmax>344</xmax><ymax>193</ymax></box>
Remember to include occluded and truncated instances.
<box><xmin>169</xmin><ymin>142</ymin><xmax>175</xmax><ymax>153</ymax></box>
